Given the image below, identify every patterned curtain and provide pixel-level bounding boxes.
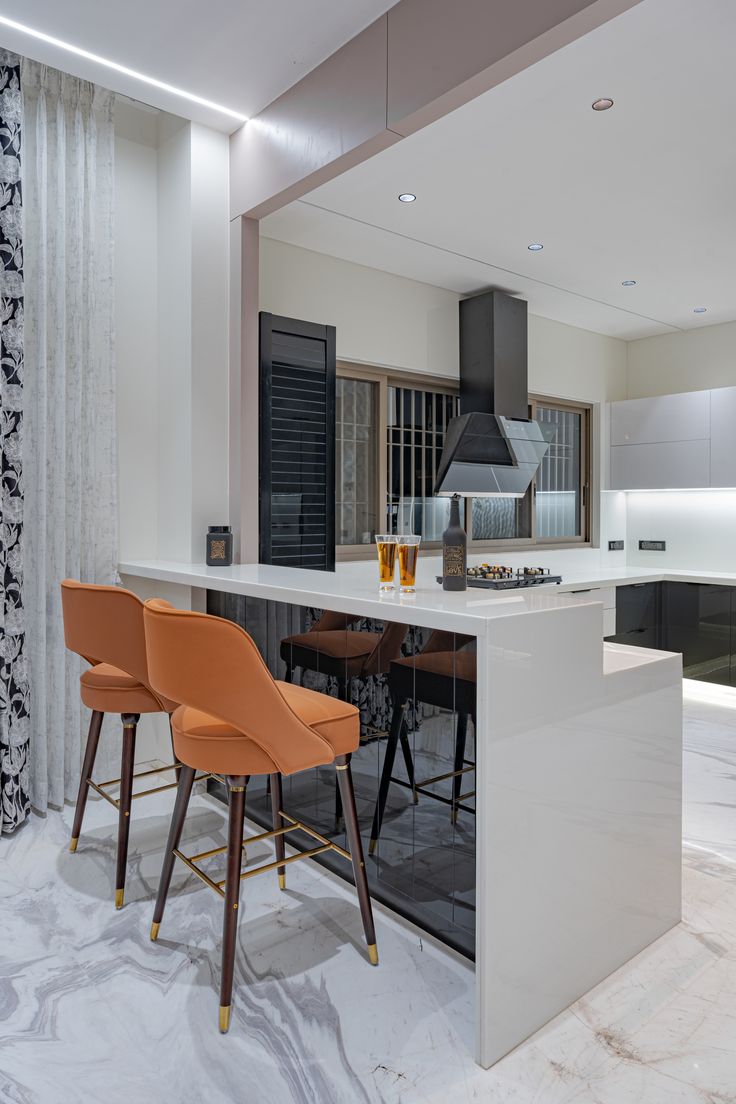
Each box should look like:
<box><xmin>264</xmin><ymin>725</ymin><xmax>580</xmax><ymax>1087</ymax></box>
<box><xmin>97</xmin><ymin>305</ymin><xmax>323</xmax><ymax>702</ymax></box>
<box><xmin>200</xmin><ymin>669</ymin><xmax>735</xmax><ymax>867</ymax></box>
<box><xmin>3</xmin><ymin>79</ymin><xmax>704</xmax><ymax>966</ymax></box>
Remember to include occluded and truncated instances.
<box><xmin>0</xmin><ymin>51</ymin><xmax>28</xmax><ymax>833</ymax></box>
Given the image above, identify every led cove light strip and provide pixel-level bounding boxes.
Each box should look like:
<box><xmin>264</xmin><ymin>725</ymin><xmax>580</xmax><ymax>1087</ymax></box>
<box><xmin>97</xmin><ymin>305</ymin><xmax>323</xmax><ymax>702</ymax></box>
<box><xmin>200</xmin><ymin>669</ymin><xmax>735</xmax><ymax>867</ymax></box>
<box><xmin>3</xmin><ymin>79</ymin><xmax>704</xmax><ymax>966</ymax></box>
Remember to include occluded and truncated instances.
<box><xmin>0</xmin><ymin>13</ymin><xmax>247</xmax><ymax>121</ymax></box>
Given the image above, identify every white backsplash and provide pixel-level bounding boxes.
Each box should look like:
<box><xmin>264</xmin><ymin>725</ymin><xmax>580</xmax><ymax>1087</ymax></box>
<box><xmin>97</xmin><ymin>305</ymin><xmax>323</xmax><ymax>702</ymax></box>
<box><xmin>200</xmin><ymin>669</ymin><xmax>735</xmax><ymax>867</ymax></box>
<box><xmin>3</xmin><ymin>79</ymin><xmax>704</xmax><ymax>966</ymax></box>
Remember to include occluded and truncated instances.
<box><xmin>626</xmin><ymin>490</ymin><xmax>736</xmax><ymax>572</ymax></box>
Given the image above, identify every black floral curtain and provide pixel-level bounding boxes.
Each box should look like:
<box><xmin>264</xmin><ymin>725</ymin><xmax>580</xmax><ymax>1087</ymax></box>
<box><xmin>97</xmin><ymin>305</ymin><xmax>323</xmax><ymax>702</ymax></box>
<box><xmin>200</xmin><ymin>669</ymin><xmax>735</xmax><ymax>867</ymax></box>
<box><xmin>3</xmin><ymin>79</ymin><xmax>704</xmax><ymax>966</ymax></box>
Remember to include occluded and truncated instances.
<box><xmin>0</xmin><ymin>51</ymin><xmax>28</xmax><ymax>833</ymax></box>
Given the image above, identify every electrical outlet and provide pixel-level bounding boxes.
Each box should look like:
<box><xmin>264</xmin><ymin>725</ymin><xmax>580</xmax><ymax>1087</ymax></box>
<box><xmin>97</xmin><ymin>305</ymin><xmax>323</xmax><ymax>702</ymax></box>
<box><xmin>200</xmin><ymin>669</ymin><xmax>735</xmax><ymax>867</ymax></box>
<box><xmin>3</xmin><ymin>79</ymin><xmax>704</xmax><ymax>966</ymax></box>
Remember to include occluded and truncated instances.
<box><xmin>639</xmin><ymin>540</ymin><xmax>666</xmax><ymax>552</ymax></box>
<box><xmin>608</xmin><ymin>540</ymin><xmax>624</xmax><ymax>551</ymax></box>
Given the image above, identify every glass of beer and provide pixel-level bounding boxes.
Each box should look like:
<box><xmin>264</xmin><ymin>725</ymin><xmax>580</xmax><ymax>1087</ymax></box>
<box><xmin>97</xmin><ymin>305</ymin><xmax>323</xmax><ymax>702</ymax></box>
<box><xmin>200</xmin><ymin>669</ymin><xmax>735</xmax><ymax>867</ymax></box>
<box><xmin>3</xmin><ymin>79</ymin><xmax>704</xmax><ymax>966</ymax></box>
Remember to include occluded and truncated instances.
<box><xmin>397</xmin><ymin>535</ymin><xmax>421</xmax><ymax>593</ymax></box>
<box><xmin>375</xmin><ymin>534</ymin><xmax>398</xmax><ymax>590</ymax></box>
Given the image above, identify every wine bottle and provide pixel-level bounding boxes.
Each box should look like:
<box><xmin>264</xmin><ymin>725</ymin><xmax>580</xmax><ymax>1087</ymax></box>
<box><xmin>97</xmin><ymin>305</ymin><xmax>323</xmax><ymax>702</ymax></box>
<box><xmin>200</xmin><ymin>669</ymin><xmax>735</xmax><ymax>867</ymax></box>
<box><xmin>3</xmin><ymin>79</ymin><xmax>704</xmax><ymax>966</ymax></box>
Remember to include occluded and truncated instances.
<box><xmin>442</xmin><ymin>495</ymin><xmax>467</xmax><ymax>591</ymax></box>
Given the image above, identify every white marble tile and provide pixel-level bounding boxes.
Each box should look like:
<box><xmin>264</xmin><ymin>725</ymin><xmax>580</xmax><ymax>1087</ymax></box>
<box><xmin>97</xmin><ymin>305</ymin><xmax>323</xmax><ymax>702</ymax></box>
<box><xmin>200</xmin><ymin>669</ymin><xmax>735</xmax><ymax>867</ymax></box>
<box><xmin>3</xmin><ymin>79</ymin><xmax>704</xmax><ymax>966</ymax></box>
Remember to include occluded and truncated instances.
<box><xmin>1</xmin><ymin>685</ymin><xmax>736</xmax><ymax>1103</ymax></box>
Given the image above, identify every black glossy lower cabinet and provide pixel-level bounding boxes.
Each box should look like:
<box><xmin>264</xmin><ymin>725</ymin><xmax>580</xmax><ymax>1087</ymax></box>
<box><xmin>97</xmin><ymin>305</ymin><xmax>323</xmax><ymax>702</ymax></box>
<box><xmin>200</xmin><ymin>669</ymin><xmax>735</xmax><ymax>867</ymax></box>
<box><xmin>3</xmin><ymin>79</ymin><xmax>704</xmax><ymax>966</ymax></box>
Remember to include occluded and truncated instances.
<box><xmin>662</xmin><ymin>582</ymin><xmax>733</xmax><ymax>684</ymax></box>
<box><xmin>606</xmin><ymin>580</ymin><xmax>736</xmax><ymax>686</ymax></box>
<box><xmin>607</xmin><ymin>582</ymin><xmax>662</xmax><ymax>649</ymax></box>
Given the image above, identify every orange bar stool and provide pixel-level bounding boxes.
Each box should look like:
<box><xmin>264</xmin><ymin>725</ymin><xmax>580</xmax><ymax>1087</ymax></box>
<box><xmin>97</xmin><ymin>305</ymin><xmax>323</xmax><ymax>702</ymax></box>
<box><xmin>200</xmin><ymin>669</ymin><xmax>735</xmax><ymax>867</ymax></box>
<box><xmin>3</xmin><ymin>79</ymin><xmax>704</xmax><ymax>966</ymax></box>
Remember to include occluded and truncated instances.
<box><xmin>143</xmin><ymin>599</ymin><xmax>378</xmax><ymax>1035</ymax></box>
<box><xmin>60</xmin><ymin>580</ymin><xmax>179</xmax><ymax>908</ymax></box>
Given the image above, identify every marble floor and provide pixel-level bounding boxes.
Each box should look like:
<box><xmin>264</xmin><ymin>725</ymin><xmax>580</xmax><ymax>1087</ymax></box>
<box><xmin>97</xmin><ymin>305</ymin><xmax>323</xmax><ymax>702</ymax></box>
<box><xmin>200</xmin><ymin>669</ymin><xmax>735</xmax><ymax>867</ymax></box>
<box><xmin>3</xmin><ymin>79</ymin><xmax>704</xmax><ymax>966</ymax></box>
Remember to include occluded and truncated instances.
<box><xmin>2</xmin><ymin>679</ymin><xmax>736</xmax><ymax>1103</ymax></box>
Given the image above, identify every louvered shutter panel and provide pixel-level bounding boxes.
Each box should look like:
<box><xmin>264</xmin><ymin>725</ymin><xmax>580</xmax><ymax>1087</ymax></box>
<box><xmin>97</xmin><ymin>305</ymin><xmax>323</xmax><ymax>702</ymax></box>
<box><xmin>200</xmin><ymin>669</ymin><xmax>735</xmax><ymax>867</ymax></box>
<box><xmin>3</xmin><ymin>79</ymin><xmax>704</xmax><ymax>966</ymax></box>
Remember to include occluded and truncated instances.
<box><xmin>259</xmin><ymin>313</ymin><xmax>336</xmax><ymax>570</ymax></box>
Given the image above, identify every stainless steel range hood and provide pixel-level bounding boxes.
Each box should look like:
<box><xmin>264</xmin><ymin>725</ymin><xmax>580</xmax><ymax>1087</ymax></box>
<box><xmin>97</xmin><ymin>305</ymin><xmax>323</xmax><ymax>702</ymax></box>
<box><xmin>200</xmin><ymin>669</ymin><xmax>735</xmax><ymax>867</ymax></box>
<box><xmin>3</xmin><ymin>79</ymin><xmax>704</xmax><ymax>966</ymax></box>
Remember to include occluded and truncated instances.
<box><xmin>434</xmin><ymin>291</ymin><xmax>552</xmax><ymax>498</ymax></box>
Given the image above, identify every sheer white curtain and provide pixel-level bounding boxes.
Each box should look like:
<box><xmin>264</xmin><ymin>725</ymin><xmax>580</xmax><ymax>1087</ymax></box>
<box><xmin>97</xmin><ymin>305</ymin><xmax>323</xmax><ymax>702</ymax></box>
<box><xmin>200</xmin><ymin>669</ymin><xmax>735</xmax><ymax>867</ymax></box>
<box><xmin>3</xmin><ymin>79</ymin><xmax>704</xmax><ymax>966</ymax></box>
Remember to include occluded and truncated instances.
<box><xmin>21</xmin><ymin>61</ymin><xmax>118</xmax><ymax>813</ymax></box>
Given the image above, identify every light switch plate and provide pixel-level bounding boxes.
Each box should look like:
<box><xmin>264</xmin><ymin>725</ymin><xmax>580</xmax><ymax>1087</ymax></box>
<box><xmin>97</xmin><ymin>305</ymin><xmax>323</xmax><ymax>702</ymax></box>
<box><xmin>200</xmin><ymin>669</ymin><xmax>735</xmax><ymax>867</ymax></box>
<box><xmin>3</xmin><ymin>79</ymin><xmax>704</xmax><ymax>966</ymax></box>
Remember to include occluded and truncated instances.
<box><xmin>639</xmin><ymin>540</ymin><xmax>666</xmax><ymax>552</ymax></box>
<box><xmin>608</xmin><ymin>540</ymin><xmax>624</xmax><ymax>551</ymax></box>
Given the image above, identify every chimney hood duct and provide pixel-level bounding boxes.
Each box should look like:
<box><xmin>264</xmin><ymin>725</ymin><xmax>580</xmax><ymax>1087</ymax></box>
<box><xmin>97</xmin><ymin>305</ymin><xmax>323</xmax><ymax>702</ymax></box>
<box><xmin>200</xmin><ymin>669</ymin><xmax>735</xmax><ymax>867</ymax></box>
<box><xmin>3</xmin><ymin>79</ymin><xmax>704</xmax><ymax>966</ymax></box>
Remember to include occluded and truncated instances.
<box><xmin>434</xmin><ymin>291</ymin><xmax>553</xmax><ymax>498</ymax></box>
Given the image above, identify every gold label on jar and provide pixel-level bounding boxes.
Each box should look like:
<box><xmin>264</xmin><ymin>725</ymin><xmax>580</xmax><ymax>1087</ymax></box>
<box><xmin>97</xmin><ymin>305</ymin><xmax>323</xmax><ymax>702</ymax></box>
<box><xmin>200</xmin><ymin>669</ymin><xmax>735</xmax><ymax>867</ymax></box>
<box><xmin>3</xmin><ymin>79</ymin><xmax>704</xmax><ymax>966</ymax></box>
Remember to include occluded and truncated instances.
<box><xmin>210</xmin><ymin>539</ymin><xmax>226</xmax><ymax>560</ymax></box>
<box><xmin>443</xmin><ymin>545</ymin><xmax>465</xmax><ymax>576</ymax></box>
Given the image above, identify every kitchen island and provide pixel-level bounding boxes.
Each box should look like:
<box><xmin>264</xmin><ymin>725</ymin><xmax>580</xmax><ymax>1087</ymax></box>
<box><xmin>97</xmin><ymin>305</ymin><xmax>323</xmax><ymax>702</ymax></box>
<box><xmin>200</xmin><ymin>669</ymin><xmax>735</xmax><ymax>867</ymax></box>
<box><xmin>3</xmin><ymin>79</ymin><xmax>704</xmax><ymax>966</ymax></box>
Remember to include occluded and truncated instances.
<box><xmin>120</xmin><ymin>556</ymin><xmax>682</xmax><ymax>1068</ymax></box>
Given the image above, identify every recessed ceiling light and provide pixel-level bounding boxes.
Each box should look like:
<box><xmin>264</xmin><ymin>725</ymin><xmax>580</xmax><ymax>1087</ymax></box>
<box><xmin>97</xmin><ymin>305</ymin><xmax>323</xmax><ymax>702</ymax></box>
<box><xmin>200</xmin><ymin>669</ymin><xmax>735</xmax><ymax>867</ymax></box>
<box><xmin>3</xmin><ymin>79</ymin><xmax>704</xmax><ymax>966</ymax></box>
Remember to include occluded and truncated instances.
<box><xmin>527</xmin><ymin>242</ymin><xmax>544</xmax><ymax>252</ymax></box>
<box><xmin>592</xmin><ymin>97</ymin><xmax>614</xmax><ymax>111</ymax></box>
<box><xmin>0</xmin><ymin>13</ymin><xmax>247</xmax><ymax>121</ymax></box>
<box><xmin>621</xmin><ymin>280</ymin><xmax>637</xmax><ymax>286</ymax></box>
<box><xmin>398</xmin><ymin>193</ymin><xmax>416</xmax><ymax>203</ymax></box>
<box><xmin>693</xmin><ymin>307</ymin><xmax>707</xmax><ymax>313</ymax></box>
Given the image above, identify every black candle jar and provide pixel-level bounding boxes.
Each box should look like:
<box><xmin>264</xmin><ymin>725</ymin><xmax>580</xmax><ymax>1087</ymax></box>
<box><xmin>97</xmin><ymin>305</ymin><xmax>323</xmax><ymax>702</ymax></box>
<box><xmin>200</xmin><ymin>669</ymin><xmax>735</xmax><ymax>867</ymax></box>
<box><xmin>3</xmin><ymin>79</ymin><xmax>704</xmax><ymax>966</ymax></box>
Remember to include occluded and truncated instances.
<box><xmin>206</xmin><ymin>525</ymin><xmax>233</xmax><ymax>567</ymax></box>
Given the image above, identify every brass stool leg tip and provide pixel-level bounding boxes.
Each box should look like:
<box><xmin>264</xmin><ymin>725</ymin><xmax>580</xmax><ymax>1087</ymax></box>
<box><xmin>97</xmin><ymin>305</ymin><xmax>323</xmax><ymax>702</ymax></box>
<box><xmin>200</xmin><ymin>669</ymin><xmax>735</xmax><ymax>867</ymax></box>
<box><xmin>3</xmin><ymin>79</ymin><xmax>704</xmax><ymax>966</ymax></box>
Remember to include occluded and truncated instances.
<box><xmin>368</xmin><ymin>943</ymin><xmax>379</xmax><ymax>966</ymax></box>
<box><xmin>219</xmin><ymin>1005</ymin><xmax>231</xmax><ymax>1034</ymax></box>
<box><xmin>115</xmin><ymin>889</ymin><xmax>124</xmax><ymax>910</ymax></box>
<box><xmin>278</xmin><ymin>874</ymin><xmax>286</xmax><ymax>891</ymax></box>
<box><xmin>150</xmin><ymin>922</ymin><xmax>160</xmax><ymax>942</ymax></box>
<box><xmin>69</xmin><ymin>837</ymin><xmax>78</xmax><ymax>853</ymax></box>
<box><xmin>368</xmin><ymin>839</ymin><xmax>377</xmax><ymax>856</ymax></box>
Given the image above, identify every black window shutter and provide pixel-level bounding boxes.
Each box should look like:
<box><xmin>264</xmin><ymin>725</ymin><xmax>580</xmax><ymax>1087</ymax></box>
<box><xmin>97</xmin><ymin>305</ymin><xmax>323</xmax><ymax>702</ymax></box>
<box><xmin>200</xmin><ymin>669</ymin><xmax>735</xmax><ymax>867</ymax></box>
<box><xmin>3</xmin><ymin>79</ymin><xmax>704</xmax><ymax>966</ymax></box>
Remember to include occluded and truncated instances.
<box><xmin>259</xmin><ymin>312</ymin><xmax>336</xmax><ymax>571</ymax></box>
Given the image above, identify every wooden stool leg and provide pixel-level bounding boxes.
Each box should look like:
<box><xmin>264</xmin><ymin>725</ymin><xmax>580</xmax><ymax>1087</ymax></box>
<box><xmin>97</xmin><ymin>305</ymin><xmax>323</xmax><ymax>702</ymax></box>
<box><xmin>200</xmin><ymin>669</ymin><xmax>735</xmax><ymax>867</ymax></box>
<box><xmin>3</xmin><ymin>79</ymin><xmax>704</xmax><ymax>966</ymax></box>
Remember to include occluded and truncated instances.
<box><xmin>451</xmin><ymin>712</ymin><xmax>469</xmax><ymax>824</ymax></box>
<box><xmin>369</xmin><ymin>701</ymin><xmax>406</xmax><ymax>854</ymax></box>
<box><xmin>150</xmin><ymin>764</ymin><xmax>196</xmax><ymax>941</ymax></box>
<box><xmin>337</xmin><ymin>754</ymin><xmax>378</xmax><ymax>965</ymax></box>
<box><xmin>270</xmin><ymin>772</ymin><xmax>286</xmax><ymax>890</ymax></box>
<box><xmin>219</xmin><ymin>777</ymin><xmax>247</xmax><ymax>1034</ymax></box>
<box><xmin>115</xmin><ymin>713</ymin><xmax>139</xmax><ymax>909</ymax></box>
<box><xmin>69</xmin><ymin>709</ymin><xmax>104</xmax><ymax>851</ymax></box>
<box><xmin>168</xmin><ymin>713</ymin><xmax>182</xmax><ymax>785</ymax></box>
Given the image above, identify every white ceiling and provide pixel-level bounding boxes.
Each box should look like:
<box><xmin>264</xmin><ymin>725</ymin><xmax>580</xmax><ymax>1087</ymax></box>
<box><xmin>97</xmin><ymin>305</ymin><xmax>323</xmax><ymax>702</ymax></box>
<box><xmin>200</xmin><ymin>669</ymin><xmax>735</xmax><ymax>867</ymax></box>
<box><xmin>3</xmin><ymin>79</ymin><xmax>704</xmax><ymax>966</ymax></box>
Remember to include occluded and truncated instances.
<box><xmin>262</xmin><ymin>0</ymin><xmax>736</xmax><ymax>341</ymax></box>
<box><xmin>0</xmin><ymin>0</ymin><xmax>398</xmax><ymax>131</ymax></box>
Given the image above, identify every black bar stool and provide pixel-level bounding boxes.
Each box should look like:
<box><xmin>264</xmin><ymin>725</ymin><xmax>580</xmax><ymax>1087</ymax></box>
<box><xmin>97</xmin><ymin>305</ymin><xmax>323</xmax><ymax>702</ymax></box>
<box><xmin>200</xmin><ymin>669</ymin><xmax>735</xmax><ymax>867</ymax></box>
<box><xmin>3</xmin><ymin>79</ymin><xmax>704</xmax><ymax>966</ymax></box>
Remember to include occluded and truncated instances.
<box><xmin>370</xmin><ymin>646</ymin><xmax>476</xmax><ymax>852</ymax></box>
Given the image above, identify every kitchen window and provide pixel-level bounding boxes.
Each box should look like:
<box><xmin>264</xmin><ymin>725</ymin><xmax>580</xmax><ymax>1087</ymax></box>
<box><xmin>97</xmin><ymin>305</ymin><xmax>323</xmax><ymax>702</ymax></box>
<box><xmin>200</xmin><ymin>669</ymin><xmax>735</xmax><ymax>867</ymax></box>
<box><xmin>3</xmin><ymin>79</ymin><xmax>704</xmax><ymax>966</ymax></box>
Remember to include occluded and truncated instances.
<box><xmin>336</xmin><ymin>365</ymin><xmax>591</xmax><ymax>554</ymax></box>
<box><xmin>470</xmin><ymin>398</ymin><xmax>591</xmax><ymax>547</ymax></box>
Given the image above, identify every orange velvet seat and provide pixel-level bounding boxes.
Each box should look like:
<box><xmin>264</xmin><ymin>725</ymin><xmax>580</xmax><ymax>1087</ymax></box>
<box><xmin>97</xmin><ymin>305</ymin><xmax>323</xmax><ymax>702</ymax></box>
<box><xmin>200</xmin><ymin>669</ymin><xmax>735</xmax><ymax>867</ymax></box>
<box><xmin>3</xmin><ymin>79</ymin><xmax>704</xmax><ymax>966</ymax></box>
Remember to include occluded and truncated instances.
<box><xmin>80</xmin><ymin>662</ymin><xmax>165</xmax><ymax>715</ymax></box>
<box><xmin>171</xmin><ymin>683</ymin><xmax>359</xmax><ymax>776</ymax></box>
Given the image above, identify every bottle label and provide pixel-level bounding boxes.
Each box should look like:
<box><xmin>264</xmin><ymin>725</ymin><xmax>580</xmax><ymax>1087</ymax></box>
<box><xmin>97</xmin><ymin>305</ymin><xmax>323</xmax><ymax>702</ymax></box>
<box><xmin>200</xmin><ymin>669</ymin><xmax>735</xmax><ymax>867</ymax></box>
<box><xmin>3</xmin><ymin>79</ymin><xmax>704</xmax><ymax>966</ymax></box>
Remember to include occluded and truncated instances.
<box><xmin>444</xmin><ymin>545</ymin><xmax>465</xmax><ymax>576</ymax></box>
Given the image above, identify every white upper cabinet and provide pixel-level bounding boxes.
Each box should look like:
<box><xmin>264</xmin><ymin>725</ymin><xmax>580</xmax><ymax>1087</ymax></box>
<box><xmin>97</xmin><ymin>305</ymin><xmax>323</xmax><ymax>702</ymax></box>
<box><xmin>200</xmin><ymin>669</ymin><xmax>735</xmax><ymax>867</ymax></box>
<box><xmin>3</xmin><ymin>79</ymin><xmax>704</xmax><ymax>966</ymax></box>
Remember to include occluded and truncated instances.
<box><xmin>610</xmin><ymin>390</ymin><xmax>710</xmax><ymax>446</ymax></box>
<box><xmin>710</xmin><ymin>386</ymin><xmax>736</xmax><ymax>487</ymax></box>
<box><xmin>609</xmin><ymin>388</ymin><xmax>723</xmax><ymax>490</ymax></box>
<box><xmin>611</xmin><ymin>439</ymin><xmax>711</xmax><ymax>490</ymax></box>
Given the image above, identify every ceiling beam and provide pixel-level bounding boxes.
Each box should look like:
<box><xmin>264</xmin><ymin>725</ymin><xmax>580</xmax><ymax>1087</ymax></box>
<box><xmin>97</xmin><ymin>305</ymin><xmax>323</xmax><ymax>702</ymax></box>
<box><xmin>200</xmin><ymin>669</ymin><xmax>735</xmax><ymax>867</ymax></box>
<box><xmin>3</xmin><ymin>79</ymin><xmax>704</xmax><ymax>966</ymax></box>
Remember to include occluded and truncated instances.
<box><xmin>230</xmin><ymin>0</ymin><xmax>643</xmax><ymax>220</ymax></box>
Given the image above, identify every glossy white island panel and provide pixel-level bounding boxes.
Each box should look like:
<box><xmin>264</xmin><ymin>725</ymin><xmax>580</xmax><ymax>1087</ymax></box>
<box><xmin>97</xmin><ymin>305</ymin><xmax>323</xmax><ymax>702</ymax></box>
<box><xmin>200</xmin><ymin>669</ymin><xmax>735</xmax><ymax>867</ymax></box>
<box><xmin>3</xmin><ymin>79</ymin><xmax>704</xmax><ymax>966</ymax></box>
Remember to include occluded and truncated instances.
<box><xmin>120</xmin><ymin>558</ymin><xmax>683</xmax><ymax>1069</ymax></box>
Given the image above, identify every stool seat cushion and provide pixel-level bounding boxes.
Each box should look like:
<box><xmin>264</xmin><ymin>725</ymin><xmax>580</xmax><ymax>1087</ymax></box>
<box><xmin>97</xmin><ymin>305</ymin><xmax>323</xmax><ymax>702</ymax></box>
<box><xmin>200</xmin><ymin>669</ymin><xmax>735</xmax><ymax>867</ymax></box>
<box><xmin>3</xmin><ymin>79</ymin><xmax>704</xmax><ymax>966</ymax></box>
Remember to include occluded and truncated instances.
<box><xmin>393</xmin><ymin>651</ymin><xmax>476</xmax><ymax>681</ymax></box>
<box><xmin>171</xmin><ymin>680</ymin><xmax>360</xmax><ymax>776</ymax></box>
<box><xmin>80</xmin><ymin>663</ymin><xmax>165</xmax><ymax>715</ymax></box>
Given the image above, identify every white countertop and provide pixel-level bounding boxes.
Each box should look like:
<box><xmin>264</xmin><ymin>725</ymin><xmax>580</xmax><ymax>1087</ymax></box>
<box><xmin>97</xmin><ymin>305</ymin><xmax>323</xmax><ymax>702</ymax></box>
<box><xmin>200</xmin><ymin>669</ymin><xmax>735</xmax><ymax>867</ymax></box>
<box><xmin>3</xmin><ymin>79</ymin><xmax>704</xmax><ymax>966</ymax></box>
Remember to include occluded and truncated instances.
<box><xmin>119</xmin><ymin>556</ymin><xmax>736</xmax><ymax>633</ymax></box>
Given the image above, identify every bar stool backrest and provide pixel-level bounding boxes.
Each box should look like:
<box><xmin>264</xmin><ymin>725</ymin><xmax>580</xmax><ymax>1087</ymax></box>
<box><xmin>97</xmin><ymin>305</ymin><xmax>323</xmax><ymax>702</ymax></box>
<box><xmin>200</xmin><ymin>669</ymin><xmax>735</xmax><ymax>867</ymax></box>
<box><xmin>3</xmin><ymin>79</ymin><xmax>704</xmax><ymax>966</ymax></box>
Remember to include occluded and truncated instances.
<box><xmin>60</xmin><ymin>579</ymin><xmax>173</xmax><ymax>710</ymax></box>
<box><xmin>143</xmin><ymin>599</ymin><xmax>337</xmax><ymax>776</ymax></box>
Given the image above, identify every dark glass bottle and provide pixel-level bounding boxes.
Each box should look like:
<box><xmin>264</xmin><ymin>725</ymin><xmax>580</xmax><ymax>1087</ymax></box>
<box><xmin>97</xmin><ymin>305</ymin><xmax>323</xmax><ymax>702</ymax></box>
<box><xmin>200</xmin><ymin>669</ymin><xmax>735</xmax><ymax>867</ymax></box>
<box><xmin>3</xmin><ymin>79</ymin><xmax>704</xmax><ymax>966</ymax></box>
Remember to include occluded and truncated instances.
<box><xmin>206</xmin><ymin>525</ymin><xmax>233</xmax><ymax>567</ymax></box>
<box><xmin>442</xmin><ymin>495</ymin><xmax>466</xmax><ymax>591</ymax></box>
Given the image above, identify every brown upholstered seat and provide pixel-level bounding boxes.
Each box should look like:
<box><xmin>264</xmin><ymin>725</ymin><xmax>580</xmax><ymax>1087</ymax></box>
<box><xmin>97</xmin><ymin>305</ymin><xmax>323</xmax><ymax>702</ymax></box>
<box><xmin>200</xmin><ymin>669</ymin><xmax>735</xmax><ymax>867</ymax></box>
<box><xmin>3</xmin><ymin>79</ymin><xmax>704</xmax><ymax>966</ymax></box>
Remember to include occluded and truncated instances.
<box><xmin>143</xmin><ymin>599</ymin><xmax>377</xmax><ymax>1034</ymax></box>
<box><xmin>61</xmin><ymin>579</ymin><xmax>179</xmax><ymax>909</ymax></box>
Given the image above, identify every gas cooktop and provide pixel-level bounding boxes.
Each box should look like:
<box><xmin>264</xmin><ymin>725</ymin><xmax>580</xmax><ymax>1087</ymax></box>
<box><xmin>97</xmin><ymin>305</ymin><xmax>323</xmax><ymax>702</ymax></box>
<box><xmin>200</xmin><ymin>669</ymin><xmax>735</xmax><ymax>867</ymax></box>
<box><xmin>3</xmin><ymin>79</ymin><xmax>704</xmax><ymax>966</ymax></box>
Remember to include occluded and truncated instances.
<box><xmin>437</xmin><ymin>565</ymin><xmax>562</xmax><ymax>590</ymax></box>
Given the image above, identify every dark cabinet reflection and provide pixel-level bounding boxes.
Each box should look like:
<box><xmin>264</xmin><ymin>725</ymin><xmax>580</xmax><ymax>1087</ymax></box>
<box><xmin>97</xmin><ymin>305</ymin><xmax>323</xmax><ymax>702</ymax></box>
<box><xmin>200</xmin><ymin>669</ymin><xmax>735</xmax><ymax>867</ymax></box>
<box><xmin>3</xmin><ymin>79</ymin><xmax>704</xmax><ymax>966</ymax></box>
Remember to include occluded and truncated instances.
<box><xmin>207</xmin><ymin>590</ymin><xmax>477</xmax><ymax>958</ymax></box>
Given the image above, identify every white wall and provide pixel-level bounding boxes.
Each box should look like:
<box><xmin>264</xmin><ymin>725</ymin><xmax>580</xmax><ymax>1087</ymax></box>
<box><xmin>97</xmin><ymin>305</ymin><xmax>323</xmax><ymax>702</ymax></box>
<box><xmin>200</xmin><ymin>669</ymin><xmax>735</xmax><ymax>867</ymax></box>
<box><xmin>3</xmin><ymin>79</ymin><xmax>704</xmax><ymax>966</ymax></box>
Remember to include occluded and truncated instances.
<box><xmin>116</xmin><ymin>105</ymin><xmax>230</xmax><ymax>566</ymax></box>
<box><xmin>259</xmin><ymin>237</ymin><xmax>629</xmax><ymax>565</ymax></box>
<box><xmin>114</xmin><ymin>103</ymin><xmax>230</xmax><ymax>759</ymax></box>
<box><xmin>626</xmin><ymin>321</ymin><xmax>736</xmax><ymax>399</ymax></box>
<box><xmin>115</xmin><ymin>108</ymin><xmax>159</xmax><ymax>561</ymax></box>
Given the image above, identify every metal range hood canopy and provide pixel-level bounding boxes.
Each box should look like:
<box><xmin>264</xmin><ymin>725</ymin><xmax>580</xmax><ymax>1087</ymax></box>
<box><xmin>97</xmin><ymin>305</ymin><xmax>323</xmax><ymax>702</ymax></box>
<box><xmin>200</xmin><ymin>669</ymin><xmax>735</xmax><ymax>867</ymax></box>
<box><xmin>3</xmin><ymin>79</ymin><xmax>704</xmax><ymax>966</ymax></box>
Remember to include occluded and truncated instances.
<box><xmin>434</xmin><ymin>291</ymin><xmax>551</xmax><ymax>498</ymax></box>
<box><xmin>435</xmin><ymin>411</ymin><xmax>555</xmax><ymax>498</ymax></box>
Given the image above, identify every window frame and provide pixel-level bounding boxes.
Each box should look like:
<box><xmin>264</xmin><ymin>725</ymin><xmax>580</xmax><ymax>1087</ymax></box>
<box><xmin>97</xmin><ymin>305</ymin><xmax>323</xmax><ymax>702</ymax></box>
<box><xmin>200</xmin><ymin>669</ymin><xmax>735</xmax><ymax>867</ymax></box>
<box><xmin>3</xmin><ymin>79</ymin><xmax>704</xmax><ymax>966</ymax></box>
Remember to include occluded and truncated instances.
<box><xmin>335</xmin><ymin>365</ymin><xmax>592</xmax><ymax>559</ymax></box>
<box><xmin>468</xmin><ymin>394</ymin><xmax>592</xmax><ymax>551</ymax></box>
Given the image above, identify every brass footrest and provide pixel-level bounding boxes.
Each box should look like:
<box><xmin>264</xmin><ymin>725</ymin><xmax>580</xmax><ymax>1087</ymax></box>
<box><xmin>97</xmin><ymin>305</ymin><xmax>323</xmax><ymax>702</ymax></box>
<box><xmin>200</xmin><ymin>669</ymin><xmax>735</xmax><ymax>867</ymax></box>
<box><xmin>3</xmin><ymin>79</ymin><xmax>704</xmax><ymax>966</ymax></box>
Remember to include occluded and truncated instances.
<box><xmin>173</xmin><ymin>811</ymin><xmax>352</xmax><ymax>898</ymax></box>
<box><xmin>414</xmin><ymin>763</ymin><xmax>475</xmax><ymax>790</ymax></box>
<box><xmin>88</xmin><ymin>763</ymin><xmax>212</xmax><ymax>810</ymax></box>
